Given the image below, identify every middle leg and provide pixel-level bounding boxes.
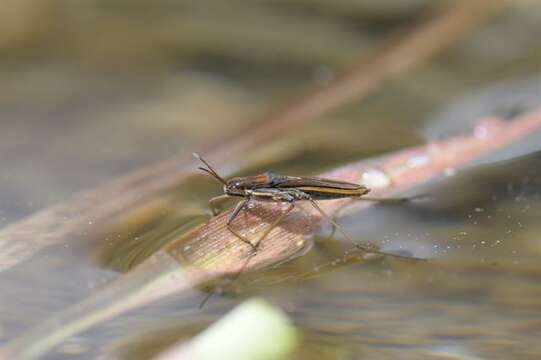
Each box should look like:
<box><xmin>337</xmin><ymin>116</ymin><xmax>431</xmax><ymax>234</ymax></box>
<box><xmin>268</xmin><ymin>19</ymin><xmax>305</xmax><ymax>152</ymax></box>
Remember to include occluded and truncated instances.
<box><xmin>228</xmin><ymin>202</ymin><xmax>296</xmax><ymax>286</ymax></box>
<box><xmin>226</xmin><ymin>198</ymin><xmax>256</xmax><ymax>250</ymax></box>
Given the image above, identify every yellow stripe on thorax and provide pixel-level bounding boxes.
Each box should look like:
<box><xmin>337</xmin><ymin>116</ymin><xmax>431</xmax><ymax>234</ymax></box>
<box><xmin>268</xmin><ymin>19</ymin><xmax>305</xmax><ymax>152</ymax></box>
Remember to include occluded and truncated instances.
<box><xmin>298</xmin><ymin>186</ymin><xmax>365</xmax><ymax>196</ymax></box>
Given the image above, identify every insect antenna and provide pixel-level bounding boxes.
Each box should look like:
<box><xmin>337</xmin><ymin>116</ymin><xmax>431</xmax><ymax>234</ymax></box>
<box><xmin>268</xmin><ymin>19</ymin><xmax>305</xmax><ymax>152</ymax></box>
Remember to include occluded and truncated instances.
<box><xmin>193</xmin><ymin>153</ymin><xmax>227</xmax><ymax>185</ymax></box>
<box><xmin>197</xmin><ymin>166</ymin><xmax>222</xmax><ymax>180</ymax></box>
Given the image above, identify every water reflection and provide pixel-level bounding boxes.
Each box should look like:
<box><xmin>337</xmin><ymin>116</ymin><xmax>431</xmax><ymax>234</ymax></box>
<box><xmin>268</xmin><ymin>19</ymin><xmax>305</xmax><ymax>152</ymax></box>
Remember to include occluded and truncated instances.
<box><xmin>2</xmin><ymin>148</ymin><xmax>541</xmax><ymax>360</ymax></box>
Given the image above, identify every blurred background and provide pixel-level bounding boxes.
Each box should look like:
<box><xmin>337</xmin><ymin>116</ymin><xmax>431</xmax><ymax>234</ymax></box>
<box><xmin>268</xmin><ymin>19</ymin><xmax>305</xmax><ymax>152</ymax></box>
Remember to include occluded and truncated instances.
<box><xmin>2</xmin><ymin>0</ymin><xmax>540</xmax><ymax>223</ymax></box>
<box><xmin>2</xmin><ymin>1</ymin><xmax>541</xmax><ymax>359</ymax></box>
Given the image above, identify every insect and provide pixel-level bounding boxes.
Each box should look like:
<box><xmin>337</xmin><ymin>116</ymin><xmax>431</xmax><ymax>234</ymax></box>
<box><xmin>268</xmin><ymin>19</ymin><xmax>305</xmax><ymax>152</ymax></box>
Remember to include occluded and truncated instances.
<box><xmin>194</xmin><ymin>153</ymin><xmax>418</xmax><ymax>260</ymax></box>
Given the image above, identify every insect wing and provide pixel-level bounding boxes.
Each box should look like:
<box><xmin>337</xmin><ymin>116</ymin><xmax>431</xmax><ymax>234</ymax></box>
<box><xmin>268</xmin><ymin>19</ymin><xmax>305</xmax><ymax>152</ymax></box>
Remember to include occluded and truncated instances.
<box><xmin>227</xmin><ymin>173</ymin><xmax>274</xmax><ymax>189</ymax></box>
<box><xmin>275</xmin><ymin>175</ymin><xmax>364</xmax><ymax>190</ymax></box>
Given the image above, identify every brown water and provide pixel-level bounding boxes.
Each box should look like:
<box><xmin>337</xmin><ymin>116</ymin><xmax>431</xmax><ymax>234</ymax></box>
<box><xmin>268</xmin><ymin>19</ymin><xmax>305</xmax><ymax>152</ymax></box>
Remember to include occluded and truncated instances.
<box><xmin>1</xmin><ymin>2</ymin><xmax>541</xmax><ymax>359</ymax></box>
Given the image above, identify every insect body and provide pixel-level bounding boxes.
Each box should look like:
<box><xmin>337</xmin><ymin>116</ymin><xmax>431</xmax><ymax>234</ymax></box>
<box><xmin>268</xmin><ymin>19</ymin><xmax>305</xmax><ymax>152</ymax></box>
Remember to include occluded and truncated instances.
<box><xmin>226</xmin><ymin>172</ymin><xmax>370</xmax><ymax>200</ymax></box>
<box><xmin>194</xmin><ymin>153</ymin><xmax>416</xmax><ymax>261</ymax></box>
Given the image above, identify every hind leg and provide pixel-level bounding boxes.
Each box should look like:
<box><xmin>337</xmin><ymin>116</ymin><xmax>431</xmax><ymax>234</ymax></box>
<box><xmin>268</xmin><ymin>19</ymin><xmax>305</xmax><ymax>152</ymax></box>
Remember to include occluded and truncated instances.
<box><xmin>329</xmin><ymin>195</ymin><xmax>426</xmax><ymax>238</ymax></box>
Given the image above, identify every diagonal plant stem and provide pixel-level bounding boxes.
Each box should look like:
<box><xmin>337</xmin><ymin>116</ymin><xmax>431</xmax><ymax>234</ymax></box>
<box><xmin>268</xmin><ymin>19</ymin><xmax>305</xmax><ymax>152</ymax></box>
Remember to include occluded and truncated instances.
<box><xmin>0</xmin><ymin>0</ymin><xmax>505</xmax><ymax>273</ymax></box>
<box><xmin>3</xmin><ymin>108</ymin><xmax>541</xmax><ymax>360</ymax></box>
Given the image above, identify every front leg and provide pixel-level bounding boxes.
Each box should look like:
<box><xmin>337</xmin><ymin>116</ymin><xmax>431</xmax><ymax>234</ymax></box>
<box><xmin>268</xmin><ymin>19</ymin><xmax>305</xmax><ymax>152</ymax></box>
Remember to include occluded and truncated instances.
<box><xmin>208</xmin><ymin>194</ymin><xmax>231</xmax><ymax>216</ymax></box>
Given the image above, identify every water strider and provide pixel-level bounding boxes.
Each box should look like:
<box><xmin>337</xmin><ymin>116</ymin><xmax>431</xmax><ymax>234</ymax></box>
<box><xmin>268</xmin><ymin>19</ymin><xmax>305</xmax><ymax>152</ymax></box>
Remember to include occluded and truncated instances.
<box><xmin>193</xmin><ymin>153</ymin><xmax>421</xmax><ymax>261</ymax></box>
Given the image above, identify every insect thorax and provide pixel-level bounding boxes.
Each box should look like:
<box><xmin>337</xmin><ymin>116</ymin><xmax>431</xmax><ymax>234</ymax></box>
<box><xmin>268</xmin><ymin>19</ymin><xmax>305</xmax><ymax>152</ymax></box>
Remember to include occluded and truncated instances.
<box><xmin>225</xmin><ymin>186</ymin><xmax>247</xmax><ymax>197</ymax></box>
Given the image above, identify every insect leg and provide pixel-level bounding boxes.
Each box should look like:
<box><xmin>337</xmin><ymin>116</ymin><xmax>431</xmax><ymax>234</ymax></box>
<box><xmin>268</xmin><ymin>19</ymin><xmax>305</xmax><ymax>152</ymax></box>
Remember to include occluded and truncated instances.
<box><xmin>199</xmin><ymin>242</ymin><xmax>257</xmax><ymax>309</ymax></box>
<box><xmin>199</xmin><ymin>198</ymin><xmax>254</xmax><ymax>308</ymax></box>
<box><xmin>226</xmin><ymin>199</ymin><xmax>256</xmax><ymax>250</ymax></box>
<box><xmin>209</xmin><ymin>194</ymin><xmax>231</xmax><ymax>216</ymax></box>
<box><xmin>252</xmin><ymin>202</ymin><xmax>295</xmax><ymax>250</ymax></box>
<box><xmin>200</xmin><ymin>201</ymin><xmax>295</xmax><ymax>308</ymax></box>
<box><xmin>227</xmin><ymin>199</ymin><xmax>248</xmax><ymax>225</ymax></box>
<box><xmin>308</xmin><ymin>199</ymin><xmax>422</xmax><ymax>261</ymax></box>
<box><xmin>329</xmin><ymin>195</ymin><xmax>426</xmax><ymax>237</ymax></box>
